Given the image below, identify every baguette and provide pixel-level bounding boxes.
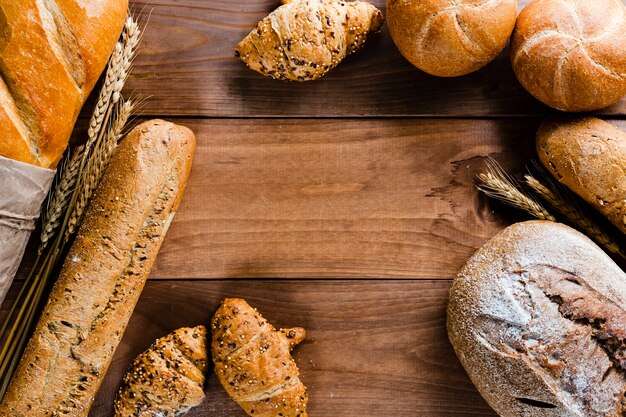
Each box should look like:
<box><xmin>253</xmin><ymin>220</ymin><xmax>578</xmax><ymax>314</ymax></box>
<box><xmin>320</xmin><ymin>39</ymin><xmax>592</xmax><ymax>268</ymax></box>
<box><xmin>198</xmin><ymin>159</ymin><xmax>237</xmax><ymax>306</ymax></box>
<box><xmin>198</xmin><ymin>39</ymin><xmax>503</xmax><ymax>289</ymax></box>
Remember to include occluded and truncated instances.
<box><xmin>448</xmin><ymin>221</ymin><xmax>626</xmax><ymax>417</ymax></box>
<box><xmin>0</xmin><ymin>120</ymin><xmax>196</xmax><ymax>416</ymax></box>
<box><xmin>537</xmin><ymin>117</ymin><xmax>626</xmax><ymax>234</ymax></box>
<box><xmin>0</xmin><ymin>0</ymin><xmax>128</xmax><ymax>168</ymax></box>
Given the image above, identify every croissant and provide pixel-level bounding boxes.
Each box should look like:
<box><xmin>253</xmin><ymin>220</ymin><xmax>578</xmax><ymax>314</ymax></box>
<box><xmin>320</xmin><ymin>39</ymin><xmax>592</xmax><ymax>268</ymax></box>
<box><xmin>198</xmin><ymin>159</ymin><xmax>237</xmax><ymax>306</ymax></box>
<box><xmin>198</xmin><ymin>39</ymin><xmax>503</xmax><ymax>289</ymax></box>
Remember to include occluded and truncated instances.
<box><xmin>235</xmin><ymin>0</ymin><xmax>384</xmax><ymax>81</ymax></box>
<box><xmin>114</xmin><ymin>326</ymin><xmax>209</xmax><ymax>417</ymax></box>
<box><xmin>211</xmin><ymin>298</ymin><xmax>308</xmax><ymax>417</ymax></box>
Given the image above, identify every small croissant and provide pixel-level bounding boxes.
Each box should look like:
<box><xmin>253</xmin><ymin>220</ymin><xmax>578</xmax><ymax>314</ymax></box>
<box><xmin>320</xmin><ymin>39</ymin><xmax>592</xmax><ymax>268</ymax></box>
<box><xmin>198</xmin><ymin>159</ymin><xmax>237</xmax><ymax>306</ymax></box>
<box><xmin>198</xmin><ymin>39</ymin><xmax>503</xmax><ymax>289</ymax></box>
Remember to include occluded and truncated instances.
<box><xmin>235</xmin><ymin>0</ymin><xmax>384</xmax><ymax>81</ymax></box>
<box><xmin>212</xmin><ymin>298</ymin><xmax>308</xmax><ymax>417</ymax></box>
<box><xmin>114</xmin><ymin>326</ymin><xmax>209</xmax><ymax>417</ymax></box>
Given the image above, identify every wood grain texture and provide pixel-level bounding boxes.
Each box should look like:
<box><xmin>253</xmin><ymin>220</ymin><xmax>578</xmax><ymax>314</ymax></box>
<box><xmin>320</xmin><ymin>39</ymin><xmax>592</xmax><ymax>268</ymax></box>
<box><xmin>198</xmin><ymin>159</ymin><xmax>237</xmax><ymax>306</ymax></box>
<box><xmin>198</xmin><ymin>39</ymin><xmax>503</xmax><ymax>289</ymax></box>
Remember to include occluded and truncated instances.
<box><xmin>81</xmin><ymin>279</ymin><xmax>497</xmax><ymax>417</ymax></box>
<box><xmin>115</xmin><ymin>0</ymin><xmax>626</xmax><ymax>118</ymax></box>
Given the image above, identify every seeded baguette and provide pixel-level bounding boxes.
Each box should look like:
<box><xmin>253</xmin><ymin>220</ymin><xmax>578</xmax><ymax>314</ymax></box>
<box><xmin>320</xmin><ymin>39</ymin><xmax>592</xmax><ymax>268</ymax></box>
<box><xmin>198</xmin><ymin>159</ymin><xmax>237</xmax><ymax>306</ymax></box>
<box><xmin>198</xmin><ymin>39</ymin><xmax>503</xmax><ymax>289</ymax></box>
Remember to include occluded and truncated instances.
<box><xmin>0</xmin><ymin>120</ymin><xmax>196</xmax><ymax>416</ymax></box>
<box><xmin>537</xmin><ymin>117</ymin><xmax>626</xmax><ymax>235</ymax></box>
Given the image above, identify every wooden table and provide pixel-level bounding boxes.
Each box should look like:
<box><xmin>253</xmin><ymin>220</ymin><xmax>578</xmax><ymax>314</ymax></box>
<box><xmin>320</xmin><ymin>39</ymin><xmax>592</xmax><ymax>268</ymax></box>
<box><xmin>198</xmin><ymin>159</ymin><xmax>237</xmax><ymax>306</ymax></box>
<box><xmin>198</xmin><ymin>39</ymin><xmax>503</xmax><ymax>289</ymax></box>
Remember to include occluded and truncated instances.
<box><xmin>10</xmin><ymin>1</ymin><xmax>626</xmax><ymax>416</ymax></box>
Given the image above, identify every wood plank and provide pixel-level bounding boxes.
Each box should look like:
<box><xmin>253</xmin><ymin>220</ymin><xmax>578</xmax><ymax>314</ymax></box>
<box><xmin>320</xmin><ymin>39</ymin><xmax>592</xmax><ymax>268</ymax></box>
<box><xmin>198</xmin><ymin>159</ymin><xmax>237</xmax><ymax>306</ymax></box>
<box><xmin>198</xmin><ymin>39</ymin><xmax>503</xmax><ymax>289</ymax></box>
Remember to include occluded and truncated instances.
<box><xmin>81</xmin><ymin>279</ymin><xmax>496</xmax><ymax>417</ymax></box>
<box><xmin>115</xmin><ymin>0</ymin><xmax>626</xmax><ymax>117</ymax></box>
<box><xmin>17</xmin><ymin>118</ymin><xmax>626</xmax><ymax>280</ymax></box>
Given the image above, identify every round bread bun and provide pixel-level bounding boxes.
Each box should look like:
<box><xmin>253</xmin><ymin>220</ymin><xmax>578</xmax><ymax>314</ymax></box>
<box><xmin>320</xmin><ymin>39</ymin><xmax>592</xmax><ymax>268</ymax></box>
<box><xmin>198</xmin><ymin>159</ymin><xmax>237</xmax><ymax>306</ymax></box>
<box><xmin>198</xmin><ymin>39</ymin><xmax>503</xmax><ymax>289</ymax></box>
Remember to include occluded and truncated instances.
<box><xmin>387</xmin><ymin>0</ymin><xmax>518</xmax><ymax>77</ymax></box>
<box><xmin>510</xmin><ymin>0</ymin><xmax>626</xmax><ymax>112</ymax></box>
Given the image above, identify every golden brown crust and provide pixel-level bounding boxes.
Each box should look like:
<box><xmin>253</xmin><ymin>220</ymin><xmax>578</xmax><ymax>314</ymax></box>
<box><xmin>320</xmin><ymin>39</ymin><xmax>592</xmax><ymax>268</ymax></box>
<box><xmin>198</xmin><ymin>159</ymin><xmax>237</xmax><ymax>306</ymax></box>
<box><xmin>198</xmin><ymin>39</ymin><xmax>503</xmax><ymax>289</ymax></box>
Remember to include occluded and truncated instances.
<box><xmin>0</xmin><ymin>120</ymin><xmax>196</xmax><ymax>417</ymax></box>
<box><xmin>387</xmin><ymin>0</ymin><xmax>517</xmax><ymax>77</ymax></box>
<box><xmin>448</xmin><ymin>221</ymin><xmax>626</xmax><ymax>417</ymax></box>
<box><xmin>537</xmin><ymin>117</ymin><xmax>626</xmax><ymax>234</ymax></box>
<box><xmin>212</xmin><ymin>298</ymin><xmax>308</xmax><ymax>417</ymax></box>
<box><xmin>0</xmin><ymin>0</ymin><xmax>128</xmax><ymax>168</ymax></box>
<box><xmin>235</xmin><ymin>0</ymin><xmax>383</xmax><ymax>81</ymax></box>
<box><xmin>510</xmin><ymin>0</ymin><xmax>626</xmax><ymax>112</ymax></box>
<box><xmin>114</xmin><ymin>326</ymin><xmax>209</xmax><ymax>417</ymax></box>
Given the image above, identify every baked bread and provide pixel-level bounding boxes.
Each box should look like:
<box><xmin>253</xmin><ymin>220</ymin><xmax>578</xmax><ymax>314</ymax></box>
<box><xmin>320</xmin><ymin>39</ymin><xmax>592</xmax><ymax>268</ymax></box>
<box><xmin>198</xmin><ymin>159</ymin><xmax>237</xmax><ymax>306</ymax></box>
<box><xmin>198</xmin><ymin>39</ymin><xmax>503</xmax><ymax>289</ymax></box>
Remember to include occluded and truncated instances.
<box><xmin>114</xmin><ymin>326</ymin><xmax>209</xmax><ymax>417</ymax></box>
<box><xmin>0</xmin><ymin>0</ymin><xmax>128</xmax><ymax>168</ymax></box>
<box><xmin>510</xmin><ymin>0</ymin><xmax>626</xmax><ymax>112</ymax></box>
<box><xmin>387</xmin><ymin>0</ymin><xmax>517</xmax><ymax>77</ymax></box>
<box><xmin>212</xmin><ymin>298</ymin><xmax>308</xmax><ymax>417</ymax></box>
<box><xmin>448</xmin><ymin>221</ymin><xmax>626</xmax><ymax>417</ymax></box>
<box><xmin>537</xmin><ymin>117</ymin><xmax>626</xmax><ymax>235</ymax></box>
<box><xmin>0</xmin><ymin>120</ymin><xmax>196</xmax><ymax>416</ymax></box>
<box><xmin>235</xmin><ymin>0</ymin><xmax>383</xmax><ymax>81</ymax></box>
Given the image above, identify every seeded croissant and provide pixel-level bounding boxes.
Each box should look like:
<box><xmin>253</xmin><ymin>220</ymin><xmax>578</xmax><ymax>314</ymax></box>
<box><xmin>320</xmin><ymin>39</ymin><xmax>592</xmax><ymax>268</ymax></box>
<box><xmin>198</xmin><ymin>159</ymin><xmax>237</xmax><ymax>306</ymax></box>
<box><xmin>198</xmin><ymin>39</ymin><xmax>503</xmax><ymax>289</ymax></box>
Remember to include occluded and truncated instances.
<box><xmin>114</xmin><ymin>326</ymin><xmax>209</xmax><ymax>417</ymax></box>
<box><xmin>235</xmin><ymin>0</ymin><xmax>384</xmax><ymax>81</ymax></box>
<box><xmin>212</xmin><ymin>298</ymin><xmax>308</xmax><ymax>417</ymax></box>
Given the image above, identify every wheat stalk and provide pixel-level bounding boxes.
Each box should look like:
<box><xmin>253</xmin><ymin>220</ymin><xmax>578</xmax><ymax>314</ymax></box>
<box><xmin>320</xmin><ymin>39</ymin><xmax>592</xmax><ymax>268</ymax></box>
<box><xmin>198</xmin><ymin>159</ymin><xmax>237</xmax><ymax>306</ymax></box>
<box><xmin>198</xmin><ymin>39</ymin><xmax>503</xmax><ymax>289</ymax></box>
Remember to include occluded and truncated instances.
<box><xmin>66</xmin><ymin>99</ymin><xmax>134</xmax><ymax>239</ymax></box>
<box><xmin>525</xmin><ymin>175</ymin><xmax>626</xmax><ymax>259</ymax></box>
<box><xmin>477</xmin><ymin>158</ymin><xmax>556</xmax><ymax>222</ymax></box>
<box><xmin>39</xmin><ymin>146</ymin><xmax>85</xmax><ymax>253</ymax></box>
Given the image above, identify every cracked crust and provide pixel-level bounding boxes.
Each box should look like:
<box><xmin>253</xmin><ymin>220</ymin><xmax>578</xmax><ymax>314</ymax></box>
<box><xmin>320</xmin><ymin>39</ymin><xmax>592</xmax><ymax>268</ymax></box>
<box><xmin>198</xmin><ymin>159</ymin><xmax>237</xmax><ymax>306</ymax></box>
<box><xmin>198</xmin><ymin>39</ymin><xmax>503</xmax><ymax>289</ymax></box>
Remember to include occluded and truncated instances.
<box><xmin>510</xmin><ymin>0</ymin><xmax>626</xmax><ymax>112</ymax></box>
<box><xmin>212</xmin><ymin>298</ymin><xmax>308</xmax><ymax>417</ymax></box>
<box><xmin>387</xmin><ymin>0</ymin><xmax>517</xmax><ymax>77</ymax></box>
<box><xmin>448</xmin><ymin>221</ymin><xmax>626</xmax><ymax>417</ymax></box>
<box><xmin>537</xmin><ymin>117</ymin><xmax>626</xmax><ymax>235</ymax></box>
<box><xmin>0</xmin><ymin>0</ymin><xmax>128</xmax><ymax>168</ymax></box>
<box><xmin>0</xmin><ymin>120</ymin><xmax>196</xmax><ymax>416</ymax></box>
<box><xmin>114</xmin><ymin>326</ymin><xmax>209</xmax><ymax>417</ymax></box>
<box><xmin>235</xmin><ymin>0</ymin><xmax>383</xmax><ymax>81</ymax></box>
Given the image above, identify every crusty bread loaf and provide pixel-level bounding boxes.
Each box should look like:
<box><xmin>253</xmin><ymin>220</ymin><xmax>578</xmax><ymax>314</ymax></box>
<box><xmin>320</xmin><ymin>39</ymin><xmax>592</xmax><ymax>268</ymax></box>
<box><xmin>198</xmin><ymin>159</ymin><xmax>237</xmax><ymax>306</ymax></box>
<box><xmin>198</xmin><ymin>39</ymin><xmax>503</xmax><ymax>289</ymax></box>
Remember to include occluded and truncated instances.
<box><xmin>0</xmin><ymin>0</ymin><xmax>127</xmax><ymax>168</ymax></box>
<box><xmin>114</xmin><ymin>326</ymin><xmax>208</xmax><ymax>417</ymax></box>
<box><xmin>236</xmin><ymin>0</ymin><xmax>383</xmax><ymax>81</ymax></box>
<box><xmin>537</xmin><ymin>117</ymin><xmax>626</xmax><ymax>235</ymax></box>
<box><xmin>0</xmin><ymin>120</ymin><xmax>196</xmax><ymax>416</ymax></box>
<box><xmin>387</xmin><ymin>0</ymin><xmax>517</xmax><ymax>77</ymax></box>
<box><xmin>510</xmin><ymin>0</ymin><xmax>626</xmax><ymax>112</ymax></box>
<box><xmin>448</xmin><ymin>221</ymin><xmax>626</xmax><ymax>417</ymax></box>
<box><xmin>212</xmin><ymin>298</ymin><xmax>308</xmax><ymax>417</ymax></box>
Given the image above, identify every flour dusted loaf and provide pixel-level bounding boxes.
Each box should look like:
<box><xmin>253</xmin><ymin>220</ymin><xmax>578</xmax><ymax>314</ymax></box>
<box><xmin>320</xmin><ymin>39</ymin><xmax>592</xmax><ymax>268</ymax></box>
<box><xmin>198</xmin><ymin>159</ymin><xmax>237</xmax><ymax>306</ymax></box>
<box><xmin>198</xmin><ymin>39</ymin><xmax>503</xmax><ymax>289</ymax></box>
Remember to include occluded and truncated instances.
<box><xmin>510</xmin><ymin>0</ymin><xmax>626</xmax><ymax>112</ymax></box>
<box><xmin>236</xmin><ymin>0</ymin><xmax>383</xmax><ymax>81</ymax></box>
<box><xmin>0</xmin><ymin>0</ymin><xmax>128</xmax><ymax>168</ymax></box>
<box><xmin>212</xmin><ymin>298</ymin><xmax>308</xmax><ymax>417</ymax></box>
<box><xmin>537</xmin><ymin>117</ymin><xmax>626</xmax><ymax>235</ymax></box>
<box><xmin>387</xmin><ymin>0</ymin><xmax>517</xmax><ymax>77</ymax></box>
<box><xmin>448</xmin><ymin>221</ymin><xmax>626</xmax><ymax>417</ymax></box>
<box><xmin>0</xmin><ymin>120</ymin><xmax>196</xmax><ymax>416</ymax></box>
<box><xmin>114</xmin><ymin>326</ymin><xmax>209</xmax><ymax>417</ymax></box>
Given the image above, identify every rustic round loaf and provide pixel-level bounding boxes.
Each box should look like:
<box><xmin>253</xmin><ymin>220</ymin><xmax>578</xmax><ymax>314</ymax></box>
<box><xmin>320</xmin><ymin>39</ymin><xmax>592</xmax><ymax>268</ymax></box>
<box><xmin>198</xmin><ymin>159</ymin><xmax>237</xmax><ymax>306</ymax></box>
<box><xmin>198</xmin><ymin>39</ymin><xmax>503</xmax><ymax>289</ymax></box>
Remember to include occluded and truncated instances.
<box><xmin>510</xmin><ymin>0</ymin><xmax>626</xmax><ymax>112</ymax></box>
<box><xmin>387</xmin><ymin>0</ymin><xmax>517</xmax><ymax>77</ymax></box>
<box><xmin>448</xmin><ymin>221</ymin><xmax>626</xmax><ymax>417</ymax></box>
<box><xmin>537</xmin><ymin>117</ymin><xmax>626</xmax><ymax>234</ymax></box>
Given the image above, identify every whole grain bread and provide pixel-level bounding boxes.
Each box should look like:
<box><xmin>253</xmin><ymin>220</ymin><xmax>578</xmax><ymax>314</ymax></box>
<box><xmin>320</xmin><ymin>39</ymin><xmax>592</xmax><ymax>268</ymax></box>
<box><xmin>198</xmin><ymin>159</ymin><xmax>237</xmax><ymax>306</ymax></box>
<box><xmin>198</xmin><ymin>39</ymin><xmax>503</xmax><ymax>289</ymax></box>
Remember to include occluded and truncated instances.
<box><xmin>0</xmin><ymin>120</ymin><xmax>196</xmax><ymax>416</ymax></box>
<box><xmin>0</xmin><ymin>0</ymin><xmax>128</xmax><ymax>168</ymax></box>
<box><xmin>510</xmin><ymin>0</ymin><xmax>626</xmax><ymax>112</ymax></box>
<box><xmin>537</xmin><ymin>117</ymin><xmax>626</xmax><ymax>235</ymax></box>
<box><xmin>448</xmin><ymin>221</ymin><xmax>626</xmax><ymax>417</ymax></box>
<box><xmin>387</xmin><ymin>0</ymin><xmax>517</xmax><ymax>77</ymax></box>
<box><xmin>114</xmin><ymin>326</ymin><xmax>209</xmax><ymax>417</ymax></box>
<box><xmin>236</xmin><ymin>0</ymin><xmax>383</xmax><ymax>81</ymax></box>
<box><xmin>212</xmin><ymin>298</ymin><xmax>308</xmax><ymax>417</ymax></box>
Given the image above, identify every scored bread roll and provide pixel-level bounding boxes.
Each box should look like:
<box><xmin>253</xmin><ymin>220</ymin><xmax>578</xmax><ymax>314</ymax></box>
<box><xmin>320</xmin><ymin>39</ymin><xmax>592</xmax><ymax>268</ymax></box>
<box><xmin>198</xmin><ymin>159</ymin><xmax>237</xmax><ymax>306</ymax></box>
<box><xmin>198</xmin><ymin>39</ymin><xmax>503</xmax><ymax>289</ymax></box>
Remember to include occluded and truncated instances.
<box><xmin>448</xmin><ymin>221</ymin><xmax>626</xmax><ymax>417</ymax></box>
<box><xmin>387</xmin><ymin>0</ymin><xmax>517</xmax><ymax>77</ymax></box>
<box><xmin>510</xmin><ymin>0</ymin><xmax>626</xmax><ymax>112</ymax></box>
<box><xmin>0</xmin><ymin>0</ymin><xmax>128</xmax><ymax>168</ymax></box>
<box><xmin>537</xmin><ymin>117</ymin><xmax>626</xmax><ymax>234</ymax></box>
<box><xmin>0</xmin><ymin>120</ymin><xmax>196</xmax><ymax>416</ymax></box>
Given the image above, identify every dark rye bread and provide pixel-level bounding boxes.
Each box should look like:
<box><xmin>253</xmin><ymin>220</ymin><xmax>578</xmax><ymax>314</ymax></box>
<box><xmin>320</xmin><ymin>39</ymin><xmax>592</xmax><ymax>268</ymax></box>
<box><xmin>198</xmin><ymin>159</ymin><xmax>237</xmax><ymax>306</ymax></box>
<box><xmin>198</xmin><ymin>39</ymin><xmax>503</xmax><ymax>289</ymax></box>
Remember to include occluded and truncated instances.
<box><xmin>537</xmin><ymin>117</ymin><xmax>626</xmax><ymax>235</ymax></box>
<box><xmin>0</xmin><ymin>120</ymin><xmax>196</xmax><ymax>416</ymax></box>
<box><xmin>448</xmin><ymin>221</ymin><xmax>626</xmax><ymax>417</ymax></box>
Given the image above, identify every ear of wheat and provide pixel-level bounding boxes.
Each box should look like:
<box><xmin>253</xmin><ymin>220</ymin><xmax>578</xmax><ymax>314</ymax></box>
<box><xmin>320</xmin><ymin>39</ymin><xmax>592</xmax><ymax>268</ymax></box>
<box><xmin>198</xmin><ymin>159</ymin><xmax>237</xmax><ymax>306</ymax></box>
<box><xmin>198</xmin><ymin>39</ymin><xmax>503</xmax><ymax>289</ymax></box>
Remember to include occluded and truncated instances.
<box><xmin>524</xmin><ymin>174</ymin><xmax>626</xmax><ymax>260</ymax></box>
<box><xmin>477</xmin><ymin>158</ymin><xmax>555</xmax><ymax>222</ymax></box>
<box><xmin>0</xmin><ymin>14</ymin><xmax>141</xmax><ymax>399</ymax></box>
